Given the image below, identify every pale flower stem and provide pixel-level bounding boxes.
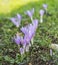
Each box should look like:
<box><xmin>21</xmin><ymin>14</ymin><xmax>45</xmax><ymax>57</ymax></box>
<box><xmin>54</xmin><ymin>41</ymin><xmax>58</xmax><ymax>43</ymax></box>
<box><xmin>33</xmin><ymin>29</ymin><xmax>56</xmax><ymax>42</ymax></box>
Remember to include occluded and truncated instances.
<box><xmin>18</xmin><ymin>44</ymin><xmax>20</xmax><ymax>51</ymax></box>
<box><xmin>31</xmin><ymin>37</ymin><xmax>34</xmax><ymax>45</ymax></box>
<box><xmin>40</xmin><ymin>16</ymin><xmax>43</xmax><ymax>23</ymax></box>
<box><xmin>50</xmin><ymin>49</ymin><xmax>53</xmax><ymax>56</ymax></box>
<box><xmin>29</xmin><ymin>42</ymin><xmax>31</xmax><ymax>47</ymax></box>
<box><xmin>31</xmin><ymin>17</ymin><xmax>33</xmax><ymax>22</ymax></box>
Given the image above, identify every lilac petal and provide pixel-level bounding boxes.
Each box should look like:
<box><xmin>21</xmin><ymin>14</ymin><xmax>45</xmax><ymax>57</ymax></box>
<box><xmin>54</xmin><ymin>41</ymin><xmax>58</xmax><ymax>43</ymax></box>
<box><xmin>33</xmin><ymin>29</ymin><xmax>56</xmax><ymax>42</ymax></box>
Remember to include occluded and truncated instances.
<box><xmin>20</xmin><ymin>27</ymin><xmax>28</xmax><ymax>35</ymax></box>
<box><xmin>11</xmin><ymin>18</ymin><xmax>20</xmax><ymax>27</ymax></box>
<box><xmin>25</xmin><ymin>8</ymin><xmax>34</xmax><ymax>18</ymax></box>
<box><xmin>20</xmin><ymin>48</ymin><xmax>24</xmax><ymax>55</ymax></box>
<box><xmin>28</xmin><ymin>24</ymin><xmax>34</xmax><ymax>37</ymax></box>
<box><xmin>30</xmin><ymin>20</ymin><xmax>38</xmax><ymax>42</ymax></box>
<box><xmin>39</xmin><ymin>9</ymin><xmax>44</xmax><ymax>16</ymax></box>
<box><xmin>19</xmin><ymin>36</ymin><xmax>27</xmax><ymax>49</ymax></box>
<box><xmin>24</xmin><ymin>35</ymin><xmax>30</xmax><ymax>44</ymax></box>
<box><xmin>43</xmin><ymin>4</ymin><xmax>48</xmax><ymax>9</ymax></box>
<box><xmin>23</xmin><ymin>28</ymin><xmax>32</xmax><ymax>43</ymax></box>
<box><xmin>14</xmin><ymin>34</ymin><xmax>21</xmax><ymax>45</ymax></box>
<box><xmin>24</xmin><ymin>26</ymin><xmax>32</xmax><ymax>40</ymax></box>
<box><xmin>10</xmin><ymin>18</ymin><xmax>16</xmax><ymax>25</ymax></box>
<box><xmin>10</xmin><ymin>18</ymin><xmax>20</xmax><ymax>27</ymax></box>
<box><xmin>20</xmin><ymin>36</ymin><xmax>25</xmax><ymax>45</ymax></box>
<box><xmin>33</xmin><ymin>19</ymin><xmax>38</xmax><ymax>29</ymax></box>
<box><xmin>10</xmin><ymin>14</ymin><xmax>22</xmax><ymax>27</ymax></box>
<box><xmin>21</xmin><ymin>25</ymin><xmax>31</xmax><ymax>44</ymax></box>
<box><xmin>14</xmin><ymin>20</ymin><xmax>20</xmax><ymax>27</ymax></box>
<box><xmin>17</xmin><ymin>14</ymin><xmax>22</xmax><ymax>21</ymax></box>
<box><xmin>24</xmin><ymin>31</ymin><xmax>33</xmax><ymax>44</ymax></box>
<box><xmin>26</xmin><ymin>10</ymin><xmax>32</xmax><ymax>18</ymax></box>
<box><xmin>20</xmin><ymin>25</ymin><xmax>29</xmax><ymax>35</ymax></box>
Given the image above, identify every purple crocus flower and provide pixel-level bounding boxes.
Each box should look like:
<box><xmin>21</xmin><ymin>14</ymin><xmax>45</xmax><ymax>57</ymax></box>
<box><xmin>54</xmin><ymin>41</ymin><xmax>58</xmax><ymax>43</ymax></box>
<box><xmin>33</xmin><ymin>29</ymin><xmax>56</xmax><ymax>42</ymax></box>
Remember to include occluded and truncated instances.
<box><xmin>39</xmin><ymin>9</ymin><xmax>44</xmax><ymax>16</ymax></box>
<box><xmin>28</xmin><ymin>24</ymin><xmax>35</xmax><ymax>38</ymax></box>
<box><xmin>30</xmin><ymin>19</ymin><xmax>38</xmax><ymax>44</ymax></box>
<box><xmin>32</xmin><ymin>19</ymin><xmax>38</xmax><ymax>29</ymax></box>
<box><xmin>25</xmin><ymin>8</ymin><xmax>34</xmax><ymax>21</ymax></box>
<box><xmin>21</xmin><ymin>25</ymin><xmax>31</xmax><ymax>46</ymax></box>
<box><xmin>20</xmin><ymin>37</ymin><xmax>27</xmax><ymax>49</ymax></box>
<box><xmin>10</xmin><ymin>14</ymin><xmax>22</xmax><ymax>27</ymax></box>
<box><xmin>24</xmin><ymin>34</ymin><xmax>31</xmax><ymax>44</ymax></box>
<box><xmin>20</xmin><ymin>26</ymin><xmax>28</xmax><ymax>35</ymax></box>
<box><xmin>39</xmin><ymin>9</ymin><xmax>44</xmax><ymax>23</ymax></box>
<box><xmin>21</xmin><ymin>19</ymin><xmax>38</xmax><ymax>45</ymax></box>
<box><xmin>14</xmin><ymin>33</ymin><xmax>21</xmax><ymax>45</ymax></box>
<box><xmin>28</xmin><ymin>19</ymin><xmax>38</xmax><ymax>38</ymax></box>
<box><xmin>43</xmin><ymin>4</ymin><xmax>48</xmax><ymax>10</ymax></box>
<box><xmin>21</xmin><ymin>24</ymin><xmax>33</xmax><ymax>41</ymax></box>
<box><xmin>22</xmin><ymin>19</ymin><xmax>38</xmax><ymax>37</ymax></box>
<box><xmin>20</xmin><ymin>48</ymin><xmax>24</xmax><ymax>55</ymax></box>
<box><xmin>21</xmin><ymin>24</ymin><xmax>33</xmax><ymax>36</ymax></box>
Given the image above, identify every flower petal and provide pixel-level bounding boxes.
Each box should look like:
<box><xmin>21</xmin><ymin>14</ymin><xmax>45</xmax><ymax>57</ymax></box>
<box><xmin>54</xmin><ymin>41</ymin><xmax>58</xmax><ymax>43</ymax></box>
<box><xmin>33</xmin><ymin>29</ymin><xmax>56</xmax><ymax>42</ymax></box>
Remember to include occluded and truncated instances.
<box><xmin>39</xmin><ymin>9</ymin><xmax>44</xmax><ymax>16</ymax></box>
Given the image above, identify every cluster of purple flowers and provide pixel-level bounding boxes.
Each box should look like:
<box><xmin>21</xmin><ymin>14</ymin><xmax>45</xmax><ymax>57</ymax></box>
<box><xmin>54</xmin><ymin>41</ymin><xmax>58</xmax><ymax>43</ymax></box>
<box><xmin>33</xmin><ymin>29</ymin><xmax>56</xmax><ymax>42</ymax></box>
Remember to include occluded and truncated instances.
<box><xmin>10</xmin><ymin>9</ymin><xmax>38</xmax><ymax>55</ymax></box>
<box><xmin>14</xmin><ymin>19</ymin><xmax>38</xmax><ymax>54</ymax></box>
<box><xmin>14</xmin><ymin>19</ymin><xmax>38</xmax><ymax>55</ymax></box>
<box><xmin>10</xmin><ymin>4</ymin><xmax>47</xmax><ymax>55</ymax></box>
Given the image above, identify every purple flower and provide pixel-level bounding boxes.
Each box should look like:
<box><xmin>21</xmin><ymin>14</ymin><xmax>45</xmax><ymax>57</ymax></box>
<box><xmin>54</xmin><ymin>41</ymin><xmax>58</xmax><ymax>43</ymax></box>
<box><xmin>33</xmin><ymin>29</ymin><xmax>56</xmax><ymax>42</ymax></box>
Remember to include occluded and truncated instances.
<box><xmin>21</xmin><ymin>19</ymin><xmax>38</xmax><ymax>44</ymax></box>
<box><xmin>10</xmin><ymin>14</ymin><xmax>22</xmax><ymax>27</ymax></box>
<box><xmin>39</xmin><ymin>10</ymin><xmax>44</xmax><ymax>23</ymax></box>
<box><xmin>20</xmin><ymin>48</ymin><xmax>24</xmax><ymax>55</ymax></box>
<box><xmin>21</xmin><ymin>26</ymin><xmax>31</xmax><ymax>45</ymax></box>
<box><xmin>17</xmin><ymin>14</ymin><xmax>22</xmax><ymax>19</ymax></box>
<box><xmin>28</xmin><ymin>24</ymin><xmax>35</xmax><ymax>37</ymax></box>
<box><xmin>32</xmin><ymin>19</ymin><xmax>38</xmax><ymax>29</ymax></box>
<box><xmin>20</xmin><ymin>26</ymin><xmax>28</xmax><ymax>35</ymax></box>
<box><xmin>20</xmin><ymin>37</ymin><xmax>27</xmax><ymax>49</ymax></box>
<box><xmin>25</xmin><ymin>8</ymin><xmax>34</xmax><ymax>21</ymax></box>
<box><xmin>43</xmin><ymin>4</ymin><xmax>48</xmax><ymax>10</ymax></box>
<box><xmin>24</xmin><ymin>34</ymin><xmax>31</xmax><ymax>44</ymax></box>
<box><xmin>39</xmin><ymin>9</ymin><xmax>44</xmax><ymax>16</ymax></box>
<box><xmin>14</xmin><ymin>33</ymin><xmax>21</xmax><ymax>45</ymax></box>
<box><xmin>21</xmin><ymin>24</ymin><xmax>32</xmax><ymax>37</ymax></box>
<box><xmin>14</xmin><ymin>33</ymin><xmax>27</xmax><ymax>49</ymax></box>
